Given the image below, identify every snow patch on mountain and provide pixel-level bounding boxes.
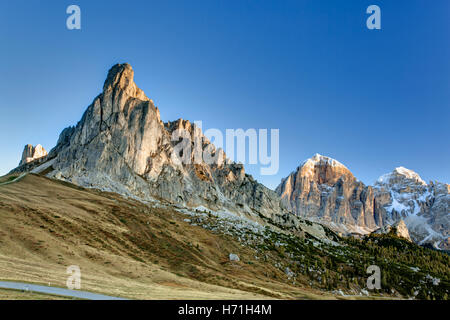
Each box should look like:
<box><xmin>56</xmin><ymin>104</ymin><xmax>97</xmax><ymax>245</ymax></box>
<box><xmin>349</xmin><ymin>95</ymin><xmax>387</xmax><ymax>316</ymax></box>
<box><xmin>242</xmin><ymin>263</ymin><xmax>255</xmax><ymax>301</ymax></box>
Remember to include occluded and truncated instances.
<box><xmin>301</xmin><ymin>153</ymin><xmax>348</xmax><ymax>171</ymax></box>
<box><xmin>377</xmin><ymin>166</ymin><xmax>426</xmax><ymax>186</ymax></box>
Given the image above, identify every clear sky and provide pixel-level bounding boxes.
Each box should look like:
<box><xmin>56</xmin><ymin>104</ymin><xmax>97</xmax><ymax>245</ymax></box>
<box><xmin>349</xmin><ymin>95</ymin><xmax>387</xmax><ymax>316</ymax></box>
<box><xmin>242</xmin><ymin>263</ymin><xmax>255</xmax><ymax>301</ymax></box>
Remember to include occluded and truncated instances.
<box><xmin>1</xmin><ymin>0</ymin><xmax>449</xmax><ymax>189</ymax></box>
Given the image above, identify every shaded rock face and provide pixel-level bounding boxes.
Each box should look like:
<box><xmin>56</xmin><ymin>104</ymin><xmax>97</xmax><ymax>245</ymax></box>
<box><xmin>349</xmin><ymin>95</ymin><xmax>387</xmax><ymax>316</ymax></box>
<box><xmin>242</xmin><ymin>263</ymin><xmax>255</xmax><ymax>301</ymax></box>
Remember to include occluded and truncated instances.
<box><xmin>277</xmin><ymin>156</ymin><xmax>449</xmax><ymax>250</ymax></box>
<box><xmin>41</xmin><ymin>63</ymin><xmax>285</xmax><ymax>220</ymax></box>
<box><xmin>276</xmin><ymin>154</ymin><xmax>378</xmax><ymax>233</ymax></box>
<box><xmin>19</xmin><ymin>144</ymin><xmax>47</xmax><ymax>166</ymax></box>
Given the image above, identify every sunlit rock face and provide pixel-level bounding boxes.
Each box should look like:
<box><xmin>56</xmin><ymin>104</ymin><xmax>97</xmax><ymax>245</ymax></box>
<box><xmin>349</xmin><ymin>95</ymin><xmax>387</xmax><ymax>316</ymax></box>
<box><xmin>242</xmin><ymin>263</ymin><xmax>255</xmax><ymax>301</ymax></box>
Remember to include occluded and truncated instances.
<box><xmin>276</xmin><ymin>154</ymin><xmax>378</xmax><ymax>234</ymax></box>
<box><xmin>19</xmin><ymin>144</ymin><xmax>47</xmax><ymax>166</ymax></box>
<box><xmin>277</xmin><ymin>156</ymin><xmax>449</xmax><ymax>250</ymax></box>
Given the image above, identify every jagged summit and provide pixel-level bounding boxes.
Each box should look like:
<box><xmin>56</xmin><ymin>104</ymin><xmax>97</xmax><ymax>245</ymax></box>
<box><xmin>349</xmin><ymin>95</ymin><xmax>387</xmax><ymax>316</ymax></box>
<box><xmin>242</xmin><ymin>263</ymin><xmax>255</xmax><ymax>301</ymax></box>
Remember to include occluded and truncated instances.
<box><xmin>102</xmin><ymin>63</ymin><xmax>148</xmax><ymax>101</ymax></box>
<box><xmin>19</xmin><ymin>144</ymin><xmax>47</xmax><ymax>166</ymax></box>
<box><xmin>103</xmin><ymin>63</ymin><xmax>132</xmax><ymax>89</ymax></box>
<box><xmin>376</xmin><ymin>166</ymin><xmax>426</xmax><ymax>186</ymax></box>
<box><xmin>11</xmin><ymin>63</ymin><xmax>285</xmax><ymax>221</ymax></box>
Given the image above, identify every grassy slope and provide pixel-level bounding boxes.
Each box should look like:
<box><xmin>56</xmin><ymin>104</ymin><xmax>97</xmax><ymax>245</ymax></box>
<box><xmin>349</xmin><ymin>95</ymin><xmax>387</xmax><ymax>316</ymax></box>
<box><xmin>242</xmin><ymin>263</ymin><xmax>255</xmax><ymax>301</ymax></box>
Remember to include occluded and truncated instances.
<box><xmin>0</xmin><ymin>173</ymin><xmax>448</xmax><ymax>300</ymax></box>
<box><xmin>0</xmin><ymin>174</ymin><xmax>335</xmax><ymax>300</ymax></box>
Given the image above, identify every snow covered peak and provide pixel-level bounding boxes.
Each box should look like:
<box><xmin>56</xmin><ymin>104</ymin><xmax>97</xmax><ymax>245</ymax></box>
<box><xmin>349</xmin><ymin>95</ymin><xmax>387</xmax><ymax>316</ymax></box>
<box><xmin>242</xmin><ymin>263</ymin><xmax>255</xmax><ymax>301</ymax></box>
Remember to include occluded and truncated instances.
<box><xmin>377</xmin><ymin>166</ymin><xmax>426</xmax><ymax>186</ymax></box>
<box><xmin>301</xmin><ymin>153</ymin><xmax>348</xmax><ymax>170</ymax></box>
<box><xmin>394</xmin><ymin>167</ymin><xmax>426</xmax><ymax>183</ymax></box>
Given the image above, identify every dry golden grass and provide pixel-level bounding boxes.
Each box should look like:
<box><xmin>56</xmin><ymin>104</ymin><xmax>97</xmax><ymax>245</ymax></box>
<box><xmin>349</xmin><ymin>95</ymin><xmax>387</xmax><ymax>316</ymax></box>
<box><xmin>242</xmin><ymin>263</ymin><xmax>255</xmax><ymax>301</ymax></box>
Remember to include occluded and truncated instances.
<box><xmin>0</xmin><ymin>174</ymin><xmax>337</xmax><ymax>300</ymax></box>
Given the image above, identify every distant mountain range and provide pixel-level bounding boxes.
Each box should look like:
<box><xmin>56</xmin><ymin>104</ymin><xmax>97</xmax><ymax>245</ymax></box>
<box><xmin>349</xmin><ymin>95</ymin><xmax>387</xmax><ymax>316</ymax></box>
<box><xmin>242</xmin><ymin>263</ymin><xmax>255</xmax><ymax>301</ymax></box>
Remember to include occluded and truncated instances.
<box><xmin>276</xmin><ymin>154</ymin><xmax>449</xmax><ymax>250</ymax></box>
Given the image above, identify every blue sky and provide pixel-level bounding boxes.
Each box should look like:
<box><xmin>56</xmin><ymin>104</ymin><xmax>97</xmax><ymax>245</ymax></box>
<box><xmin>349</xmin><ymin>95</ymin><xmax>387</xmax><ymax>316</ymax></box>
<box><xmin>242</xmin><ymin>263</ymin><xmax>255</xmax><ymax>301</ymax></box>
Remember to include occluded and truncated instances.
<box><xmin>0</xmin><ymin>0</ymin><xmax>449</xmax><ymax>189</ymax></box>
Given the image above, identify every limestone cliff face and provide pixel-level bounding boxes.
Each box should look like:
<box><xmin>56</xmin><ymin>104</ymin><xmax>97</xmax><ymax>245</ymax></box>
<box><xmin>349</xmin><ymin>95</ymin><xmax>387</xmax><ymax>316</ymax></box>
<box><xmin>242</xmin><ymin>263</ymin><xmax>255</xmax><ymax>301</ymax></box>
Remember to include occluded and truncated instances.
<box><xmin>19</xmin><ymin>144</ymin><xmax>47</xmax><ymax>166</ymax></box>
<box><xmin>276</xmin><ymin>154</ymin><xmax>378</xmax><ymax>234</ymax></box>
<box><xmin>277</xmin><ymin>156</ymin><xmax>449</xmax><ymax>250</ymax></box>
<box><xmin>38</xmin><ymin>63</ymin><xmax>285</xmax><ymax>220</ymax></box>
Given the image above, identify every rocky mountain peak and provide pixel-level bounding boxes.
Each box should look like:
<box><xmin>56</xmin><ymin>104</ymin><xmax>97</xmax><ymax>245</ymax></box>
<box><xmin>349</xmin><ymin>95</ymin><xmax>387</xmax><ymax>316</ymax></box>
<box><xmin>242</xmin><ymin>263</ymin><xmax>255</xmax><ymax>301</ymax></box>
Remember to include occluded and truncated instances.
<box><xmin>376</xmin><ymin>166</ymin><xmax>426</xmax><ymax>186</ymax></box>
<box><xmin>19</xmin><ymin>144</ymin><xmax>47</xmax><ymax>166</ymax></box>
<box><xmin>304</xmin><ymin>153</ymin><xmax>346</xmax><ymax>168</ymax></box>
<box><xmin>14</xmin><ymin>63</ymin><xmax>286</xmax><ymax>222</ymax></box>
<box><xmin>276</xmin><ymin>154</ymin><xmax>375</xmax><ymax>233</ymax></box>
<box><xmin>298</xmin><ymin>154</ymin><xmax>354</xmax><ymax>186</ymax></box>
<box><xmin>102</xmin><ymin>63</ymin><xmax>148</xmax><ymax>101</ymax></box>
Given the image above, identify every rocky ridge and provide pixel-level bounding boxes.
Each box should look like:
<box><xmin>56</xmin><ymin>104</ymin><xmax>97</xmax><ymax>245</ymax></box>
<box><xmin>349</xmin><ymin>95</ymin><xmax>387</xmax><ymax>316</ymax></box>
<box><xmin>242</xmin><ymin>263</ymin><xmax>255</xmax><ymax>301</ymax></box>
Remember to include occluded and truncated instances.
<box><xmin>13</xmin><ymin>63</ymin><xmax>286</xmax><ymax>223</ymax></box>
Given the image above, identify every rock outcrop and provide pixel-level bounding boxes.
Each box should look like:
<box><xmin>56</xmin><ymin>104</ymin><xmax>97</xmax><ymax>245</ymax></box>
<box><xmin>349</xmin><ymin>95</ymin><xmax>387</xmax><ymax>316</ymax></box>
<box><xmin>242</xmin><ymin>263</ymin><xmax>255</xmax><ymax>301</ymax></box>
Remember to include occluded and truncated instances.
<box><xmin>372</xmin><ymin>220</ymin><xmax>412</xmax><ymax>241</ymax></box>
<box><xmin>277</xmin><ymin>155</ymin><xmax>449</xmax><ymax>249</ymax></box>
<box><xmin>21</xmin><ymin>63</ymin><xmax>286</xmax><ymax>221</ymax></box>
<box><xmin>19</xmin><ymin>144</ymin><xmax>47</xmax><ymax>166</ymax></box>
